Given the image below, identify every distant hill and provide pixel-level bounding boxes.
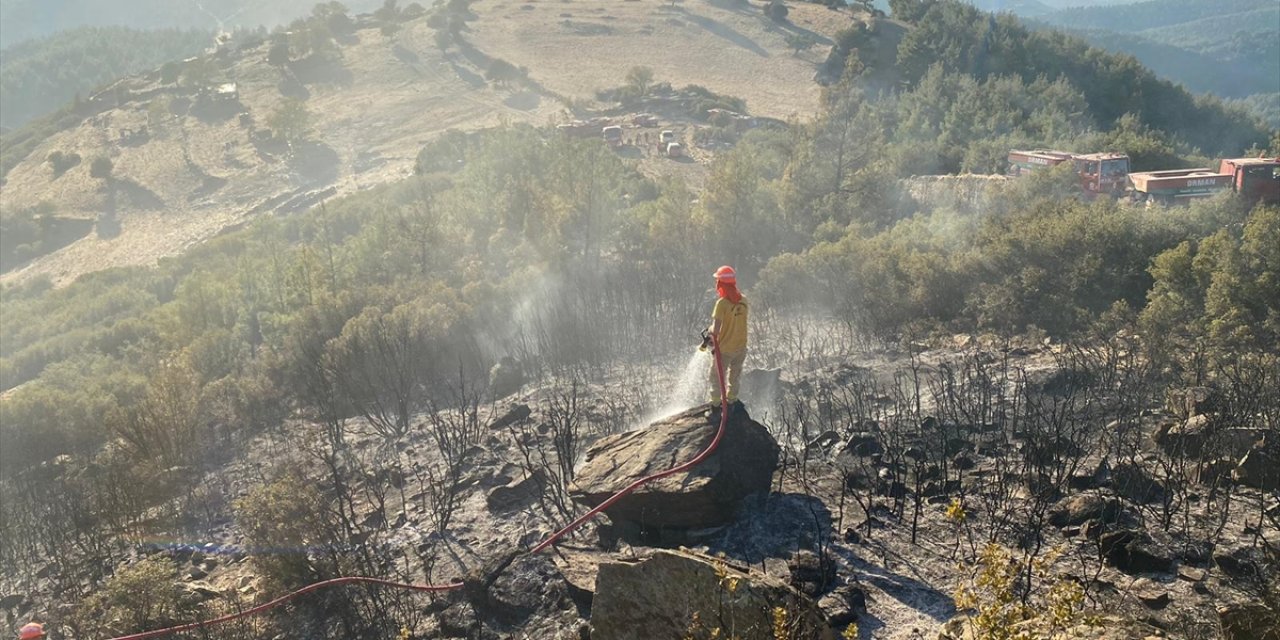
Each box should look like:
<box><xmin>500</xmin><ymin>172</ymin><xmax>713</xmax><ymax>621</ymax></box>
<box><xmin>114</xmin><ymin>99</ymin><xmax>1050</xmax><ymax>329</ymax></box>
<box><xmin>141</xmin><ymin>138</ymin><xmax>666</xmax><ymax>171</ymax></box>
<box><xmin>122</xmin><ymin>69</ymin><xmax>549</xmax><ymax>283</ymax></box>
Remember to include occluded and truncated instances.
<box><xmin>961</xmin><ymin>0</ymin><xmax>1143</xmax><ymax>17</ymax></box>
<box><xmin>965</xmin><ymin>0</ymin><xmax>1054</xmax><ymax>17</ymax></box>
<box><xmin>0</xmin><ymin>0</ymin><xmax>384</xmax><ymax>47</ymax></box>
<box><xmin>0</xmin><ymin>26</ymin><xmax>208</xmax><ymax>129</ymax></box>
<box><xmin>1038</xmin><ymin>0</ymin><xmax>1274</xmax><ymax>31</ymax></box>
<box><xmin>1028</xmin><ymin>0</ymin><xmax>1279</xmax><ymax>99</ymax></box>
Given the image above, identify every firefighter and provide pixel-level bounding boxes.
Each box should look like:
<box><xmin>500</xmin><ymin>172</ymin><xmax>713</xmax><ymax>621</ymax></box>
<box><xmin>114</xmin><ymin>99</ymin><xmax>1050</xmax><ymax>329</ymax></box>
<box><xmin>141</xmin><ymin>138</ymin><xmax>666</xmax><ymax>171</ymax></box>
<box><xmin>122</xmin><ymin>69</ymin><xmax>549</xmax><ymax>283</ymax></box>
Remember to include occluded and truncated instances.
<box><xmin>707</xmin><ymin>265</ymin><xmax>748</xmax><ymax>402</ymax></box>
<box><xmin>18</xmin><ymin>623</ymin><xmax>45</xmax><ymax>640</ymax></box>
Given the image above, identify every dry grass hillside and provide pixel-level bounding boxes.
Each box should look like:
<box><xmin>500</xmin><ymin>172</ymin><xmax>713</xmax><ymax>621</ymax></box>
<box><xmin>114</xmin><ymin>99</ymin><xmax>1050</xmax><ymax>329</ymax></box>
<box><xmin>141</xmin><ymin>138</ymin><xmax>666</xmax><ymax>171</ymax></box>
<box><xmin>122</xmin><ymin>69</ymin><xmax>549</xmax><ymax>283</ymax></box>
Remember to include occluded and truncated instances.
<box><xmin>1</xmin><ymin>0</ymin><xmax>859</xmax><ymax>287</ymax></box>
<box><xmin>470</xmin><ymin>0</ymin><xmax>850</xmax><ymax>118</ymax></box>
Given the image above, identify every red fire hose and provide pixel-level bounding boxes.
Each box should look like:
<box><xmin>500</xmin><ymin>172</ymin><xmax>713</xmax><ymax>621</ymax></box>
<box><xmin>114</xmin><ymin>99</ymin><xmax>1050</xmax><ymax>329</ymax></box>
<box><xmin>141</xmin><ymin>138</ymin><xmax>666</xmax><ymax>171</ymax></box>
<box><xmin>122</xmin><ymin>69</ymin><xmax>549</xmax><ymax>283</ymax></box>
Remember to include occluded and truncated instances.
<box><xmin>106</xmin><ymin>341</ymin><xmax>731</xmax><ymax>640</ymax></box>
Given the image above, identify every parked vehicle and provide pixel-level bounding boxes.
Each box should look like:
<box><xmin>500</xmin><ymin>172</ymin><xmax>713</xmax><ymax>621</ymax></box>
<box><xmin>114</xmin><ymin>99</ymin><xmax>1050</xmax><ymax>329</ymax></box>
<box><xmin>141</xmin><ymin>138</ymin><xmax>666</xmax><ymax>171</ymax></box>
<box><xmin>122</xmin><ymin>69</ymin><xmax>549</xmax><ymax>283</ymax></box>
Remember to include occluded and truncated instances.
<box><xmin>1127</xmin><ymin>158</ymin><xmax>1280</xmax><ymax>206</ymax></box>
<box><xmin>603</xmin><ymin>125</ymin><xmax>623</xmax><ymax>147</ymax></box>
<box><xmin>1007</xmin><ymin>149</ymin><xmax>1130</xmax><ymax>198</ymax></box>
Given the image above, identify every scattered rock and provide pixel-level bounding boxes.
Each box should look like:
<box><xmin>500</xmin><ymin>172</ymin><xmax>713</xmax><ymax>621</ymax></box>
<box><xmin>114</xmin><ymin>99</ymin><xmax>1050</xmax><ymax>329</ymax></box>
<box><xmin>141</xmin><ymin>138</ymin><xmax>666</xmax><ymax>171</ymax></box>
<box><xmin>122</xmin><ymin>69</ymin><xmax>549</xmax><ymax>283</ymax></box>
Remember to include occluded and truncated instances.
<box><xmin>1196</xmin><ymin>458</ymin><xmax>1236</xmax><ymax>486</ymax></box>
<box><xmin>1213</xmin><ymin>549</ymin><xmax>1259</xmax><ymax>579</ymax></box>
<box><xmin>551</xmin><ymin>547</ymin><xmax>609</xmax><ymax>616</ymax></box>
<box><xmin>1165</xmin><ymin>386</ymin><xmax>1220</xmax><ymax>420</ymax></box>
<box><xmin>944</xmin><ymin>436</ymin><xmax>972</xmax><ymax>456</ymax></box>
<box><xmin>1234</xmin><ymin>443</ymin><xmax>1279</xmax><ymax>491</ymax></box>
<box><xmin>1111</xmin><ymin>463</ymin><xmax>1164</xmax><ymax>504</ymax></box>
<box><xmin>1218</xmin><ymin>604</ymin><xmax>1280</xmax><ymax>640</ymax></box>
<box><xmin>841</xmin><ymin>432</ymin><xmax>882</xmax><ymax>457</ymax></box>
<box><xmin>806</xmin><ymin>430</ymin><xmax>841</xmax><ymax>453</ymax></box>
<box><xmin>942</xmin><ymin>613</ymin><xmax>1163</xmax><ymax>639</ymax></box>
<box><xmin>486</xmin><ymin>469</ymin><xmax>547</xmax><ymax>512</ymax></box>
<box><xmin>1069</xmin><ymin>459</ymin><xmax>1111</xmax><ymax>490</ymax></box>
<box><xmin>1221</xmin><ymin>428</ymin><xmax>1268</xmax><ymax>458</ymax></box>
<box><xmin>1177</xmin><ymin>540</ymin><xmax>1213</xmax><ymax>566</ymax></box>
<box><xmin>489</xmin><ymin>356</ymin><xmax>525</xmax><ymax>400</ymax></box>
<box><xmin>483</xmin><ymin>553</ymin><xmax>570</xmax><ymax>626</ymax></box>
<box><xmin>0</xmin><ymin>593</ymin><xmax>25</xmax><ymax>610</ymax></box>
<box><xmin>1048</xmin><ymin>494</ymin><xmax>1122</xmax><ymax>528</ymax></box>
<box><xmin>438</xmin><ymin>601</ymin><xmax>479</xmax><ymax>637</ymax></box>
<box><xmin>359</xmin><ymin>510</ymin><xmax>385</xmax><ymax>530</ymax></box>
<box><xmin>788</xmin><ymin>549</ymin><xmax>836</xmax><ymax>597</ymax></box>
<box><xmin>1136</xmin><ymin>590</ymin><xmax>1171</xmax><ymax>610</ymax></box>
<box><xmin>590</xmin><ymin>549</ymin><xmax>834</xmax><ymax>640</ymax></box>
<box><xmin>1099</xmin><ymin>530</ymin><xmax>1172</xmax><ymax>574</ymax></box>
<box><xmin>817</xmin><ymin>584</ymin><xmax>866</xmax><ymax>627</ymax></box>
<box><xmin>1082</xmin><ymin>518</ymin><xmax>1107</xmax><ymax>540</ymax></box>
<box><xmin>489</xmin><ymin>404</ymin><xmax>532</xmax><ymax>431</ymax></box>
<box><xmin>570</xmin><ymin>403</ymin><xmax>779</xmax><ymax>531</ymax></box>
<box><xmin>182</xmin><ymin>581</ymin><xmax>221</xmax><ymax>602</ymax></box>
<box><xmin>1177</xmin><ymin>566</ymin><xmax>1206</xmax><ymax>582</ymax></box>
<box><xmin>1155</xmin><ymin>414</ymin><xmax>1216</xmax><ymax>457</ymax></box>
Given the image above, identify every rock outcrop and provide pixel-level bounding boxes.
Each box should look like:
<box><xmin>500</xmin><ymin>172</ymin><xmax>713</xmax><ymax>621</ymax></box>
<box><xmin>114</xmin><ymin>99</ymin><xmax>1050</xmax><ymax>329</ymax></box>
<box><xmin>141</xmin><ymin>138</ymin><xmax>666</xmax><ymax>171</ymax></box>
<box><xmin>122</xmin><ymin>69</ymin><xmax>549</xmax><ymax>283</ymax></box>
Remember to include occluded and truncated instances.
<box><xmin>1048</xmin><ymin>494</ymin><xmax>1124</xmax><ymax>528</ymax></box>
<box><xmin>569</xmin><ymin>403</ymin><xmax>779</xmax><ymax>531</ymax></box>
<box><xmin>590</xmin><ymin>549</ymin><xmax>834</xmax><ymax>640</ymax></box>
<box><xmin>1099</xmin><ymin>530</ymin><xmax>1173</xmax><ymax>575</ymax></box>
<box><xmin>1234</xmin><ymin>437</ymin><xmax>1279</xmax><ymax>492</ymax></box>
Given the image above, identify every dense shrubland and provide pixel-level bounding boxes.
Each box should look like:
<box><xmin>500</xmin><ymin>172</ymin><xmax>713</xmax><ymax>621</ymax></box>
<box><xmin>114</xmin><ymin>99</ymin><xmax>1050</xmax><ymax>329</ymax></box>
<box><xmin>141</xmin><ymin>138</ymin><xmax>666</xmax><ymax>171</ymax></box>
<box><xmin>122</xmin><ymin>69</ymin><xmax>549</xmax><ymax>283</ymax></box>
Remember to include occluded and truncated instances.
<box><xmin>0</xmin><ymin>0</ymin><xmax>1277</xmax><ymax>635</ymax></box>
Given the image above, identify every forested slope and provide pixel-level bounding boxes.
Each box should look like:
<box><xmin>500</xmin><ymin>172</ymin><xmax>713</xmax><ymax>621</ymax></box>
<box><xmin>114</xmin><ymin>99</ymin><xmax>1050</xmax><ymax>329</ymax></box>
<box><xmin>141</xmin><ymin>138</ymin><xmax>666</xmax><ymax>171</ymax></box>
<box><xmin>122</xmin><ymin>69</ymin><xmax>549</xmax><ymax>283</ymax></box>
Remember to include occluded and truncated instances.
<box><xmin>0</xmin><ymin>26</ymin><xmax>209</xmax><ymax>129</ymax></box>
<box><xmin>1</xmin><ymin>1</ymin><xmax>1277</xmax><ymax>637</ymax></box>
<box><xmin>1028</xmin><ymin>0</ymin><xmax>1280</xmax><ymax>99</ymax></box>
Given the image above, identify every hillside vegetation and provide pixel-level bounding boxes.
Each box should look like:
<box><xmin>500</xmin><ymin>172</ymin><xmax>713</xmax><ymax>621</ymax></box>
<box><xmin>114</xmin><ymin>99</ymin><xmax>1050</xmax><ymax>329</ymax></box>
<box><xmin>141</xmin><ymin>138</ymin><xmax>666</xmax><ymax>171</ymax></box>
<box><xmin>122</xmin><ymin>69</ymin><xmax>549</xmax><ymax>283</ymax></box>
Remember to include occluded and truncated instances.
<box><xmin>1030</xmin><ymin>0</ymin><xmax>1280</xmax><ymax>99</ymax></box>
<box><xmin>0</xmin><ymin>0</ymin><xmax>383</xmax><ymax>46</ymax></box>
<box><xmin>0</xmin><ymin>26</ymin><xmax>210</xmax><ymax>129</ymax></box>
<box><xmin>1</xmin><ymin>2</ymin><xmax>1278</xmax><ymax>635</ymax></box>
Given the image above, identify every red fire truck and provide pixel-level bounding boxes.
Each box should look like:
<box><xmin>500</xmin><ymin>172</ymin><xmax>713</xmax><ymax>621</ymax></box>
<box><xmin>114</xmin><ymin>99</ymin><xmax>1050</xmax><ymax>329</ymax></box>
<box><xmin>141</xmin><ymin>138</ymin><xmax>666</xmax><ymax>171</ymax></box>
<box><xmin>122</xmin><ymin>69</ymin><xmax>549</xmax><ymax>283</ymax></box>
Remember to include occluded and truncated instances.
<box><xmin>1007</xmin><ymin>149</ymin><xmax>1130</xmax><ymax>198</ymax></box>
<box><xmin>1127</xmin><ymin>158</ymin><xmax>1280</xmax><ymax>206</ymax></box>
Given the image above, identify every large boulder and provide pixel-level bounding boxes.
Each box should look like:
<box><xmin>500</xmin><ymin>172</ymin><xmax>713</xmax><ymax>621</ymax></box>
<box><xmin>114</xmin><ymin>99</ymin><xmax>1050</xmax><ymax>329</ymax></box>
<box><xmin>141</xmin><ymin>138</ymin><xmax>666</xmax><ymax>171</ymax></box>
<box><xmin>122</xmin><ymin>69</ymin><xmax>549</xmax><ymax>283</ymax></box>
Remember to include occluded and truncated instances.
<box><xmin>1111</xmin><ymin>462</ymin><xmax>1164</xmax><ymax>504</ymax></box>
<box><xmin>1234</xmin><ymin>441</ymin><xmax>1279</xmax><ymax>492</ymax></box>
<box><xmin>1165</xmin><ymin>386</ymin><xmax>1220</xmax><ymax>420</ymax></box>
<box><xmin>591</xmin><ymin>549</ymin><xmax>835</xmax><ymax>640</ymax></box>
<box><xmin>1099</xmin><ymin>530</ymin><xmax>1173</xmax><ymax>575</ymax></box>
<box><xmin>1154</xmin><ymin>414</ymin><xmax>1214</xmax><ymax>457</ymax></box>
<box><xmin>1047</xmin><ymin>494</ymin><xmax>1123</xmax><ymax>528</ymax></box>
<box><xmin>570</xmin><ymin>403</ymin><xmax>779</xmax><ymax>530</ymax></box>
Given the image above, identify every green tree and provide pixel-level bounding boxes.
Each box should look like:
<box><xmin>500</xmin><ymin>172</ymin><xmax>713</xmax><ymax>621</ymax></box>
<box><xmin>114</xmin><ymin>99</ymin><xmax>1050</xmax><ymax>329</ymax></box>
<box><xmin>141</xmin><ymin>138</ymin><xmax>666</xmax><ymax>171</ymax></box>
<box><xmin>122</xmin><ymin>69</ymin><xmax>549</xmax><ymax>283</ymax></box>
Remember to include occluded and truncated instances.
<box><xmin>326</xmin><ymin>292</ymin><xmax>462</xmax><ymax>436</ymax></box>
<box><xmin>485</xmin><ymin>59</ymin><xmax>523</xmax><ymax>88</ymax></box>
<box><xmin>236</xmin><ymin>470</ymin><xmax>348</xmax><ymax>591</ymax></box>
<box><xmin>888</xmin><ymin>0</ymin><xmax>934</xmax><ymax>22</ymax></box>
<box><xmin>625</xmin><ymin>65</ymin><xmax>655</xmax><ymax>98</ymax></box>
<box><xmin>89</xmin><ymin>155</ymin><xmax>113</xmax><ymax>180</ymax></box>
<box><xmin>267</xmin><ymin>38</ymin><xmax>292</xmax><ymax>65</ymax></box>
<box><xmin>75</xmin><ymin>557</ymin><xmax>197</xmax><ymax>635</ymax></box>
<box><xmin>180</xmin><ymin>56</ymin><xmax>218</xmax><ymax>88</ymax></box>
<box><xmin>268</xmin><ymin>98</ymin><xmax>312</xmax><ymax>146</ymax></box>
<box><xmin>766</xmin><ymin>0</ymin><xmax>789</xmax><ymax>22</ymax></box>
<box><xmin>785</xmin><ymin>32</ymin><xmax>819</xmax><ymax>56</ymax></box>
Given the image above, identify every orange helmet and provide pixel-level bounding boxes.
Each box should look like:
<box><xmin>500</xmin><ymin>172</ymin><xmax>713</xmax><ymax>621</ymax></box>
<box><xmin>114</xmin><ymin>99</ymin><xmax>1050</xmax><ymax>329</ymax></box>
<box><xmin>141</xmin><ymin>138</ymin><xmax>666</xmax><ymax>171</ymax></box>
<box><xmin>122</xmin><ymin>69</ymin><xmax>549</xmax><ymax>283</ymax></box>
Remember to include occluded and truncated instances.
<box><xmin>713</xmin><ymin>265</ymin><xmax>736</xmax><ymax>283</ymax></box>
<box><xmin>18</xmin><ymin>623</ymin><xmax>45</xmax><ymax>640</ymax></box>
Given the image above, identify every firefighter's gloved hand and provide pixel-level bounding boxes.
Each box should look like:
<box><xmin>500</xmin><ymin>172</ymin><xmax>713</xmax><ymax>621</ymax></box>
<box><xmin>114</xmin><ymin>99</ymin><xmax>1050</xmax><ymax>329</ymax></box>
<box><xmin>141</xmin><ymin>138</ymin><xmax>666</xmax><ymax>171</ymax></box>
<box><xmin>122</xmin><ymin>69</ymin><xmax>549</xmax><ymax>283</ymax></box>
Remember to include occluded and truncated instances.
<box><xmin>699</xmin><ymin>331</ymin><xmax>713</xmax><ymax>352</ymax></box>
